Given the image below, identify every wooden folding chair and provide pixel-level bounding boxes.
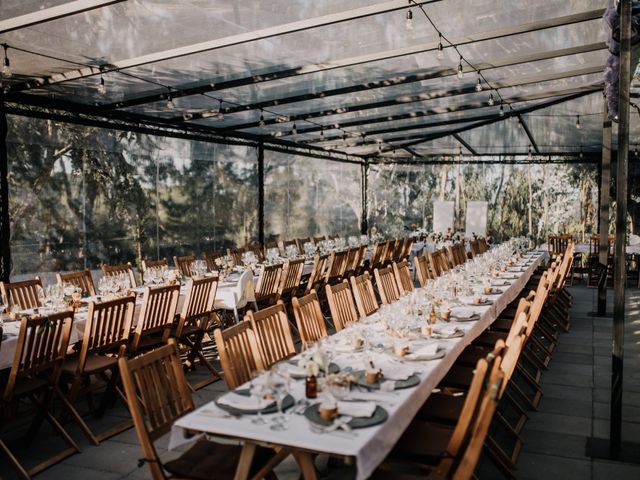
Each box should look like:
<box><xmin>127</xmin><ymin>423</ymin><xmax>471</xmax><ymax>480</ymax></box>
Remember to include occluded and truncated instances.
<box><xmin>393</xmin><ymin>260</ymin><xmax>413</xmax><ymax>295</ymax></box>
<box><xmin>303</xmin><ymin>254</ymin><xmax>330</xmax><ymax>295</ymax></box>
<box><xmin>350</xmin><ymin>272</ymin><xmax>379</xmax><ymax>318</ymax></box>
<box><xmin>101</xmin><ymin>262</ymin><xmax>138</xmax><ymax>288</ymax></box>
<box><xmin>277</xmin><ymin>258</ymin><xmax>305</xmax><ymax>302</ymax></box>
<box><xmin>326</xmin><ymin>280</ymin><xmax>359</xmax><ymax>331</ymax></box>
<box><xmin>374</xmin><ymin>266</ymin><xmax>400</xmax><ymax>304</ymax></box>
<box><xmin>61</xmin><ymin>295</ymin><xmax>135</xmax><ymax>445</ymax></box>
<box><xmin>0</xmin><ymin>277</ymin><xmax>43</xmax><ymax>310</ymax></box>
<box><xmin>291</xmin><ymin>290</ymin><xmax>328</xmax><ymax>346</ymax></box>
<box><xmin>214</xmin><ymin>322</ymin><xmax>265</xmax><ymax>390</ymax></box>
<box><xmin>173</xmin><ymin>254</ymin><xmax>196</xmax><ymax>277</ymax></box>
<box><xmin>324</xmin><ymin>249</ymin><xmax>349</xmax><ymax>285</ymax></box>
<box><xmin>174</xmin><ymin>276</ymin><xmax>221</xmax><ymax>390</ymax></box>
<box><xmin>427</xmin><ymin>251</ymin><xmax>443</xmax><ymax>278</ymax></box>
<box><xmin>255</xmin><ymin>263</ymin><xmax>283</xmax><ymax>307</ymax></box>
<box><xmin>202</xmin><ymin>251</ymin><xmax>222</xmax><ymax>272</ymax></box>
<box><xmin>118</xmin><ymin>340</ymin><xmax>278</xmax><ymax>480</ymax></box>
<box><xmin>368</xmin><ymin>242</ymin><xmax>387</xmax><ymax>270</ymax></box>
<box><xmin>414</xmin><ymin>254</ymin><xmax>431</xmax><ymax>288</ymax></box>
<box><xmin>0</xmin><ymin>311</ymin><xmax>80</xmax><ymax>479</ymax></box>
<box><xmin>128</xmin><ymin>284</ymin><xmax>180</xmax><ymax>355</ymax></box>
<box><xmin>245</xmin><ymin>301</ymin><xmax>296</xmax><ymax>368</ymax></box>
<box><xmin>57</xmin><ymin>269</ymin><xmax>96</xmax><ymax>296</ymax></box>
<box><xmin>141</xmin><ymin>258</ymin><xmax>168</xmax><ymax>284</ymax></box>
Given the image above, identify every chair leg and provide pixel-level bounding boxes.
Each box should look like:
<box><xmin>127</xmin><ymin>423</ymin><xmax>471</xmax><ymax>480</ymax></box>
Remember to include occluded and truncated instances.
<box><xmin>55</xmin><ymin>385</ymin><xmax>99</xmax><ymax>446</ymax></box>
<box><xmin>0</xmin><ymin>439</ymin><xmax>31</xmax><ymax>480</ymax></box>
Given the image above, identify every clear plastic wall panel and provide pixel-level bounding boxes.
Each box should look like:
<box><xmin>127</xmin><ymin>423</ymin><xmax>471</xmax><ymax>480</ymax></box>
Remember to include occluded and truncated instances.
<box><xmin>367</xmin><ymin>161</ymin><xmax>599</xmax><ymax>243</ymax></box>
<box><xmin>457</xmin><ymin>119</ymin><xmax>534</xmax><ymax>154</ymax></box>
<box><xmin>5</xmin><ymin>115</ymin><xmax>257</xmax><ymax>278</ymax></box>
<box><xmin>264</xmin><ymin>152</ymin><xmax>361</xmax><ymax>241</ymax></box>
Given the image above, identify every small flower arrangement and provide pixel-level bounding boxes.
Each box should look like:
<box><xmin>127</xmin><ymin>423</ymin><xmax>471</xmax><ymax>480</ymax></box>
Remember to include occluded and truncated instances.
<box><xmin>298</xmin><ymin>347</ymin><xmax>330</xmax><ymax>376</ymax></box>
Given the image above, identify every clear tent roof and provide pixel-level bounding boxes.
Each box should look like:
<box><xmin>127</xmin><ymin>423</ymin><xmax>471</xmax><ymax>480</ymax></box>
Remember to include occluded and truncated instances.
<box><xmin>0</xmin><ymin>0</ymin><xmax>627</xmax><ymax>161</ymax></box>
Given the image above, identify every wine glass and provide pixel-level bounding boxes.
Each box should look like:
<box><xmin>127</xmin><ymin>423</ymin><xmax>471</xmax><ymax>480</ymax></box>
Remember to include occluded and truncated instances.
<box><xmin>249</xmin><ymin>370</ymin><xmax>267</xmax><ymax>425</ymax></box>
<box><xmin>267</xmin><ymin>369</ymin><xmax>289</xmax><ymax>431</ymax></box>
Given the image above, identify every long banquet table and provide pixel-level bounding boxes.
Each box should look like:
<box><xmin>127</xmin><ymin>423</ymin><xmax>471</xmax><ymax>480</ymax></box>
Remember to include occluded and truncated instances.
<box><xmin>170</xmin><ymin>250</ymin><xmax>548</xmax><ymax>480</ymax></box>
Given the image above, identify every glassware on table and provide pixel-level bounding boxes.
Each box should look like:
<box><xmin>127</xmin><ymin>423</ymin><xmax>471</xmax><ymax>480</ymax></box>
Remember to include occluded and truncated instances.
<box><xmin>249</xmin><ymin>370</ymin><xmax>268</xmax><ymax>425</ymax></box>
<box><xmin>267</xmin><ymin>367</ymin><xmax>290</xmax><ymax>431</ymax></box>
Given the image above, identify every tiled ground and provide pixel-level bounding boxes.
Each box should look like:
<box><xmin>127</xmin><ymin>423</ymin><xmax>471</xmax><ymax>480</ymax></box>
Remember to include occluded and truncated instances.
<box><xmin>2</xmin><ymin>285</ymin><xmax>640</xmax><ymax>479</ymax></box>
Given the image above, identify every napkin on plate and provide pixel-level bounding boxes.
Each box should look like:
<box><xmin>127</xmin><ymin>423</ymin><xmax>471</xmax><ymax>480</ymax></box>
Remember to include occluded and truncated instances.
<box><xmin>378</xmin><ymin>361</ymin><xmax>413</xmax><ymax>381</ymax></box>
<box><xmin>217</xmin><ymin>392</ymin><xmax>273</xmax><ymax>411</ymax></box>
<box><xmin>451</xmin><ymin>307</ymin><xmax>476</xmax><ymax>319</ymax></box>
<box><xmin>405</xmin><ymin>343</ymin><xmax>440</xmax><ymax>360</ymax></box>
<box><xmin>434</xmin><ymin>325</ymin><xmax>460</xmax><ymax>336</ymax></box>
<box><xmin>337</xmin><ymin>401</ymin><xmax>376</xmax><ymax>418</ymax></box>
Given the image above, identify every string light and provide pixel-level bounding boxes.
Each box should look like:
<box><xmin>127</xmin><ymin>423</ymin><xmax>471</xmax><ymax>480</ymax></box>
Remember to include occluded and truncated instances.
<box><xmin>216</xmin><ymin>100</ymin><xmax>224</xmax><ymax>120</ymax></box>
<box><xmin>579</xmin><ymin>146</ymin><xmax>583</xmax><ymax>159</ymax></box>
<box><xmin>475</xmin><ymin>72</ymin><xmax>482</xmax><ymax>92</ymax></box>
<box><xmin>499</xmin><ymin>103</ymin><xmax>505</xmax><ymax>117</ymax></box>
<box><xmin>488</xmin><ymin>92</ymin><xmax>495</xmax><ymax>106</ymax></box>
<box><xmin>528</xmin><ymin>145</ymin><xmax>533</xmax><ymax>160</ymax></box>
<box><xmin>2</xmin><ymin>44</ymin><xmax>12</xmax><ymax>77</ymax></box>
<box><xmin>259</xmin><ymin>110</ymin><xmax>265</xmax><ymax>127</ymax></box>
<box><xmin>166</xmin><ymin>91</ymin><xmax>175</xmax><ymax>110</ymax></box>
<box><xmin>576</xmin><ymin>115</ymin><xmax>581</xmax><ymax>129</ymax></box>
<box><xmin>97</xmin><ymin>74</ymin><xmax>106</xmax><ymax>96</ymax></box>
<box><xmin>436</xmin><ymin>33</ymin><xmax>444</xmax><ymax>60</ymax></box>
<box><xmin>292</xmin><ymin>122</ymin><xmax>297</xmax><ymax>135</ymax></box>
<box><xmin>405</xmin><ymin>9</ymin><xmax>414</xmax><ymax>30</ymax></box>
<box><xmin>457</xmin><ymin>56</ymin><xmax>464</xmax><ymax>79</ymax></box>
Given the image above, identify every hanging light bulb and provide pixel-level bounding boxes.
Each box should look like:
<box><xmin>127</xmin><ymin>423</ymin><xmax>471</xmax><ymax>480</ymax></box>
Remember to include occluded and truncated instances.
<box><xmin>320</xmin><ymin>127</ymin><xmax>324</xmax><ymax>137</ymax></box>
<box><xmin>457</xmin><ymin>56</ymin><xmax>464</xmax><ymax>79</ymax></box>
<box><xmin>635</xmin><ymin>145</ymin><xmax>638</xmax><ymax>157</ymax></box>
<box><xmin>436</xmin><ymin>33</ymin><xmax>445</xmax><ymax>60</ymax></box>
<box><xmin>579</xmin><ymin>146</ymin><xmax>583</xmax><ymax>159</ymax></box>
<box><xmin>216</xmin><ymin>100</ymin><xmax>224</xmax><ymax>120</ymax></box>
<box><xmin>499</xmin><ymin>103</ymin><xmax>505</xmax><ymax>117</ymax></box>
<box><xmin>475</xmin><ymin>72</ymin><xmax>482</xmax><ymax>92</ymax></box>
<box><xmin>166</xmin><ymin>92</ymin><xmax>175</xmax><ymax>110</ymax></box>
<box><xmin>528</xmin><ymin>145</ymin><xmax>533</xmax><ymax>160</ymax></box>
<box><xmin>488</xmin><ymin>92</ymin><xmax>495</xmax><ymax>106</ymax></box>
<box><xmin>259</xmin><ymin>110</ymin><xmax>265</xmax><ymax>127</ymax></box>
<box><xmin>405</xmin><ymin>9</ymin><xmax>414</xmax><ymax>30</ymax></box>
<box><xmin>97</xmin><ymin>74</ymin><xmax>106</xmax><ymax>96</ymax></box>
<box><xmin>292</xmin><ymin>122</ymin><xmax>297</xmax><ymax>135</ymax></box>
<box><xmin>576</xmin><ymin>115</ymin><xmax>582</xmax><ymax>129</ymax></box>
<box><xmin>2</xmin><ymin>44</ymin><xmax>12</xmax><ymax>78</ymax></box>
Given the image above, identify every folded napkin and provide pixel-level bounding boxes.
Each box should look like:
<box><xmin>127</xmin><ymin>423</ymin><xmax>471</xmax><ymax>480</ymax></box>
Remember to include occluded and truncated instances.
<box><xmin>217</xmin><ymin>392</ymin><xmax>274</xmax><ymax>411</ymax></box>
<box><xmin>434</xmin><ymin>325</ymin><xmax>460</xmax><ymax>336</ymax></box>
<box><xmin>405</xmin><ymin>344</ymin><xmax>440</xmax><ymax>361</ymax></box>
<box><xmin>281</xmin><ymin>363</ymin><xmax>307</xmax><ymax>377</ymax></box>
<box><xmin>451</xmin><ymin>307</ymin><xmax>476</xmax><ymax>319</ymax></box>
<box><xmin>378</xmin><ymin>362</ymin><xmax>413</xmax><ymax>381</ymax></box>
<box><xmin>337</xmin><ymin>401</ymin><xmax>376</xmax><ymax>418</ymax></box>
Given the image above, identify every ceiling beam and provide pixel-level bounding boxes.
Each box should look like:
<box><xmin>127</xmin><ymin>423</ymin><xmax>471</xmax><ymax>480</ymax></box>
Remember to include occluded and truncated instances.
<box><xmin>0</xmin><ymin>0</ymin><xmax>125</xmax><ymax>34</ymax></box>
<box><xmin>517</xmin><ymin>114</ymin><xmax>540</xmax><ymax>153</ymax></box>
<box><xmin>88</xmin><ymin>8</ymin><xmax>606</xmax><ymax>111</ymax></box>
<box><xmin>380</xmin><ymin>89</ymin><xmax>600</xmax><ymax>153</ymax></box>
<box><xmin>222</xmin><ymin>63</ymin><xmax>604</xmax><ymax>133</ymax></box>
<box><xmin>453</xmin><ymin>133</ymin><xmax>478</xmax><ymax>155</ymax></box>
<box><xmin>8</xmin><ymin>0</ymin><xmax>440</xmax><ymax>93</ymax></box>
<box><xmin>279</xmin><ymin>84</ymin><xmax>603</xmax><ymax>140</ymax></box>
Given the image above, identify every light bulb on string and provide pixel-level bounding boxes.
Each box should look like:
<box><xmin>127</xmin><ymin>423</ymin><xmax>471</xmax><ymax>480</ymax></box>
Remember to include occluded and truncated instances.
<box><xmin>488</xmin><ymin>92</ymin><xmax>495</xmax><ymax>106</ymax></box>
<box><xmin>475</xmin><ymin>73</ymin><xmax>482</xmax><ymax>92</ymax></box>
<box><xmin>579</xmin><ymin>146</ymin><xmax>583</xmax><ymax>159</ymax></box>
<box><xmin>166</xmin><ymin>93</ymin><xmax>175</xmax><ymax>110</ymax></box>
<box><xmin>405</xmin><ymin>9</ymin><xmax>414</xmax><ymax>30</ymax></box>
<box><xmin>635</xmin><ymin>145</ymin><xmax>638</xmax><ymax>157</ymax></box>
<box><xmin>457</xmin><ymin>56</ymin><xmax>464</xmax><ymax>79</ymax></box>
<box><xmin>499</xmin><ymin>103</ymin><xmax>505</xmax><ymax>117</ymax></box>
<box><xmin>97</xmin><ymin>74</ymin><xmax>106</xmax><ymax>96</ymax></box>
<box><xmin>292</xmin><ymin>122</ymin><xmax>297</xmax><ymax>135</ymax></box>
<box><xmin>576</xmin><ymin>115</ymin><xmax>581</xmax><ymax>129</ymax></box>
<box><xmin>528</xmin><ymin>145</ymin><xmax>533</xmax><ymax>160</ymax></box>
<box><xmin>436</xmin><ymin>33</ymin><xmax>445</xmax><ymax>60</ymax></box>
<box><xmin>2</xmin><ymin>44</ymin><xmax>12</xmax><ymax>78</ymax></box>
<box><xmin>216</xmin><ymin>100</ymin><xmax>224</xmax><ymax>120</ymax></box>
<box><xmin>259</xmin><ymin>110</ymin><xmax>265</xmax><ymax>127</ymax></box>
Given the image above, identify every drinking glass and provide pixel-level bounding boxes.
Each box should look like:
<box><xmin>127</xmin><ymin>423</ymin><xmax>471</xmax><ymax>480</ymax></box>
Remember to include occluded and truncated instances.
<box><xmin>249</xmin><ymin>370</ymin><xmax>267</xmax><ymax>425</ymax></box>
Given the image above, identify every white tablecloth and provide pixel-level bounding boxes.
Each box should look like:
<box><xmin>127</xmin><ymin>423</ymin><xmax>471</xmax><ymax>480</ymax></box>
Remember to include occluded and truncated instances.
<box><xmin>170</xmin><ymin>251</ymin><xmax>547</xmax><ymax>480</ymax></box>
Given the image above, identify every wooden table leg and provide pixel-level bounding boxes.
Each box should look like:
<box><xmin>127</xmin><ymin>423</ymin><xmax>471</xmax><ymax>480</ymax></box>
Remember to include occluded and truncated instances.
<box><xmin>293</xmin><ymin>451</ymin><xmax>319</xmax><ymax>480</ymax></box>
<box><xmin>234</xmin><ymin>443</ymin><xmax>257</xmax><ymax>480</ymax></box>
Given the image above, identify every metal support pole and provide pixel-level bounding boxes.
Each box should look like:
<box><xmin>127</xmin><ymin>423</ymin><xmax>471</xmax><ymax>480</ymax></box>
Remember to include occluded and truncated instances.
<box><xmin>598</xmin><ymin>101</ymin><xmax>612</xmax><ymax>314</ymax></box>
<box><xmin>257</xmin><ymin>142</ymin><xmax>265</xmax><ymax>246</ymax></box>
<box><xmin>0</xmin><ymin>92</ymin><xmax>10</xmax><ymax>282</ymax></box>
<box><xmin>611</xmin><ymin>0</ymin><xmax>631</xmax><ymax>458</ymax></box>
<box><xmin>360</xmin><ymin>162</ymin><xmax>369</xmax><ymax>235</ymax></box>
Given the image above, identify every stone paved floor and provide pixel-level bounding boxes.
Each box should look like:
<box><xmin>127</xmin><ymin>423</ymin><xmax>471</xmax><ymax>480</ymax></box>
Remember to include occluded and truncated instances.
<box><xmin>2</xmin><ymin>285</ymin><xmax>640</xmax><ymax>479</ymax></box>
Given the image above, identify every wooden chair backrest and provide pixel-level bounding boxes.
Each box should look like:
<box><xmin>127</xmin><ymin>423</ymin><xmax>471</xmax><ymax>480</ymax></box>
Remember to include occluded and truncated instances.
<box><xmin>369</xmin><ymin>242</ymin><xmax>387</xmax><ymax>268</ymax></box>
<box><xmin>77</xmin><ymin>295</ymin><xmax>135</xmax><ymax>373</ymax></box>
<box><xmin>344</xmin><ymin>247</ymin><xmax>360</xmax><ymax>275</ymax></box>
<box><xmin>499</xmin><ymin>327</ymin><xmax>527</xmax><ymax>398</ymax></box>
<box><xmin>350</xmin><ymin>272</ymin><xmax>379</xmax><ymax>318</ymax></box>
<box><xmin>214</xmin><ymin>322</ymin><xmax>265</xmax><ymax>390</ymax></box>
<box><xmin>130</xmin><ymin>284</ymin><xmax>180</xmax><ymax>352</ymax></box>
<box><xmin>381</xmin><ymin>240</ymin><xmax>395</xmax><ymax>264</ymax></box>
<box><xmin>548</xmin><ymin>234</ymin><xmax>570</xmax><ymax>256</ymax></box>
<box><xmin>292</xmin><ymin>290</ymin><xmax>328</xmax><ymax>345</ymax></box>
<box><xmin>326</xmin><ymin>281</ymin><xmax>359</xmax><ymax>331</ymax></box>
<box><xmin>469</xmin><ymin>239</ymin><xmax>479</xmax><ymax>258</ymax></box>
<box><xmin>428</xmin><ymin>251</ymin><xmax>443</xmax><ymax>278</ymax></box>
<box><xmin>400</xmin><ymin>237</ymin><xmax>415</xmax><ymax>260</ymax></box>
<box><xmin>0</xmin><ymin>277</ymin><xmax>43</xmax><ymax>310</ymax></box>
<box><xmin>57</xmin><ymin>269</ymin><xmax>96</xmax><ymax>296</ymax></box>
<box><xmin>255</xmin><ymin>263</ymin><xmax>283</xmax><ymax>304</ymax></box>
<box><xmin>118</xmin><ymin>340</ymin><xmax>194</xmax><ymax>479</ymax></box>
<box><xmin>374</xmin><ymin>266</ymin><xmax>400</xmax><ymax>304</ymax></box>
<box><xmin>304</xmin><ymin>254</ymin><xmax>330</xmax><ymax>295</ymax></box>
<box><xmin>173</xmin><ymin>254</ymin><xmax>196</xmax><ymax>277</ymax></box>
<box><xmin>414</xmin><ymin>254</ymin><xmax>431</xmax><ymax>288</ymax></box>
<box><xmin>325</xmin><ymin>250</ymin><xmax>349</xmax><ymax>283</ymax></box>
<box><xmin>101</xmin><ymin>262</ymin><xmax>137</xmax><ymax>288</ymax></box>
<box><xmin>439</xmin><ymin>248</ymin><xmax>451</xmax><ymax>272</ymax></box>
<box><xmin>142</xmin><ymin>258</ymin><xmax>167</xmax><ymax>273</ymax></box>
<box><xmin>278</xmin><ymin>258</ymin><xmax>305</xmax><ymax>299</ymax></box>
<box><xmin>295</xmin><ymin>237</ymin><xmax>312</xmax><ymax>253</ymax></box>
<box><xmin>176</xmin><ymin>276</ymin><xmax>218</xmax><ymax>338</ymax></box>
<box><xmin>3</xmin><ymin>310</ymin><xmax>74</xmax><ymax>401</ymax></box>
<box><xmin>352</xmin><ymin>244</ymin><xmax>367</xmax><ymax>272</ymax></box>
<box><xmin>246</xmin><ymin>301</ymin><xmax>296</xmax><ymax>368</ymax></box>
<box><xmin>313</xmin><ymin>236</ymin><xmax>326</xmax><ymax>244</ymax></box>
<box><xmin>393</xmin><ymin>260</ymin><xmax>413</xmax><ymax>296</ymax></box>
<box><xmin>202</xmin><ymin>251</ymin><xmax>222</xmax><ymax>271</ymax></box>
<box><xmin>226</xmin><ymin>247</ymin><xmax>246</xmax><ymax>267</ymax></box>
